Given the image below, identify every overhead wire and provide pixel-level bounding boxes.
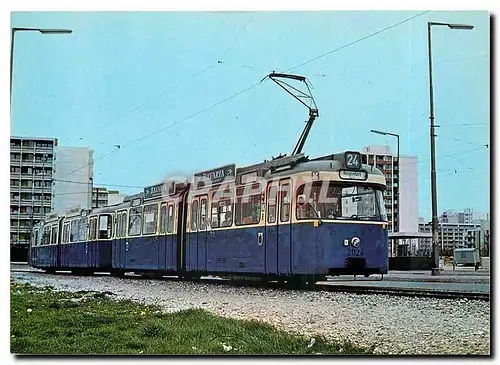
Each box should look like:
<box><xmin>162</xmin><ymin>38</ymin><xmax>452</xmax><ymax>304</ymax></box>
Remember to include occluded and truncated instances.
<box><xmin>61</xmin><ymin>11</ymin><xmax>431</xmax><ymax>180</ymax></box>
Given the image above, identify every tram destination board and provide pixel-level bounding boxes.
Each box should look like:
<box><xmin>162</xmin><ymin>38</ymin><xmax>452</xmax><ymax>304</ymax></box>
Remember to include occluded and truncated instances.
<box><xmin>194</xmin><ymin>164</ymin><xmax>236</xmax><ymax>189</ymax></box>
<box><xmin>143</xmin><ymin>181</ymin><xmax>176</xmax><ymax>200</ymax></box>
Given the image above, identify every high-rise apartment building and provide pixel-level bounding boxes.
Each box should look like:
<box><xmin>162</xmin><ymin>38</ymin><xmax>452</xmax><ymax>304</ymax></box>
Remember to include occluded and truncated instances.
<box><xmin>10</xmin><ymin>137</ymin><xmax>56</xmax><ymax>248</ymax></box>
<box><xmin>92</xmin><ymin>187</ymin><xmax>126</xmax><ymax>208</ymax></box>
<box><xmin>52</xmin><ymin>146</ymin><xmax>94</xmax><ymax>215</ymax></box>
<box><xmin>360</xmin><ymin>145</ymin><xmax>419</xmax><ymax>234</ymax></box>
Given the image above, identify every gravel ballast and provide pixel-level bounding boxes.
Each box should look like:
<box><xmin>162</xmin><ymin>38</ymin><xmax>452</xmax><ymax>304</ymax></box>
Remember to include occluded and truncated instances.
<box><xmin>10</xmin><ymin>272</ymin><xmax>490</xmax><ymax>355</ymax></box>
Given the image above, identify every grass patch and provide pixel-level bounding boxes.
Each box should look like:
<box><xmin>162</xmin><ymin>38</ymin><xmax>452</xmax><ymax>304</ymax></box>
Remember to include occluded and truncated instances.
<box><xmin>10</xmin><ymin>282</ymin><xmax>371</xmax><ymax>355</ymax></box>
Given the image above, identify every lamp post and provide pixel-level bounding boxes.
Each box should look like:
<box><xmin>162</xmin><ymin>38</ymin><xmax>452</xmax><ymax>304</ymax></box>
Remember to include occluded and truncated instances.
<box><xmin>371</xmin><ymin>129</ymin><xmax>400</xmax><ymax>256</ymax></box>
<box><xmin>427</xmin><ymin>21</ymin><xmax>474</xmax><ymax>275</ymax></box>
<box><xmin>10</xmin><ymin>27</ymin><xmax>72</xmax><ymax>102</ymax></box>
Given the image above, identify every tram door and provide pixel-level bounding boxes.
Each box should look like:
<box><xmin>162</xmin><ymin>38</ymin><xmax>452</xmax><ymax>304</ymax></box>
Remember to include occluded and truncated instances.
<box><xmin>115</xmin><ymin>210</ymin><xmax>127</xmax><ymax>269</ymax></box>
<box><xmin>265</xmin><ymin>182</ymin><xmax>278</xmax><ymax>274</ymax></box>
<box><xmin>197</xmin><ymin>196</ymin><xmax>209</xmax><ymax>272</ymax></box>
<box><xmin>277</xmin><ymin>180</ymin><xmax>292</xmax><ymax>275</ymax></box>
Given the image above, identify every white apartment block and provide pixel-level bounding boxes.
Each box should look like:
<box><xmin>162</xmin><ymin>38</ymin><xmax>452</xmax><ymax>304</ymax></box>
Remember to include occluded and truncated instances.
<box><xmin>418</xmin><ymin>221</ymin><xmax>481</xmax><ymax>255</ymax></box>
<box><xmin>52</xmin><ymin>146</ymin><xmax>94</xmax><ymax>216</ymax></box>
<box><xmin>92</xmin><ymin>187</ymin><xmax>126</xmax><ymax>208</ymax></box>
<box><xmin>360</xmin><ymin>145</ymin><xmax>419</xmax><ymax>234</ymax></box>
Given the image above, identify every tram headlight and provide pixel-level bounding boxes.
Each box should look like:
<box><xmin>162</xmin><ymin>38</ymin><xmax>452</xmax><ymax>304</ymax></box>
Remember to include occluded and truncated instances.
<box><xmin>351</xmin><ymin>237</ymin><xmax>360</xmax><ymax>247</ymax></box>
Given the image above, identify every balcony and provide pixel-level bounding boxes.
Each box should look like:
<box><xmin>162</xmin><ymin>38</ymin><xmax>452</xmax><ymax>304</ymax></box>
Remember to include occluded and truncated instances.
<box><xmin>10</xmin><ymin>159</ymin><xmax>21</xmax><ymax>166</ymax></box>
<box><xmin>10</xmin><ymin>145</ymin><xmax>21</xmax><ymax>152</ymax></box>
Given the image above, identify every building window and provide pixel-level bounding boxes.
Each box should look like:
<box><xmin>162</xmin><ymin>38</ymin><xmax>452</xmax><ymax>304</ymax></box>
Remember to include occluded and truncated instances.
<box><xmin>128</xmin><ymin>207</ymin><xmax>142</xmax><ymax>236</ymax></box>
<box><xmin>142</xmin><ymin>204</ymin><xmax>158</xmax><ymax>235</ymax></box>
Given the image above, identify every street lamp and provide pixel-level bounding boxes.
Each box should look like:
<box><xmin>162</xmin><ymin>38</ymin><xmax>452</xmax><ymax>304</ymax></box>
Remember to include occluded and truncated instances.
<box><xmin>371</xmin><ymin>129</ymin><xmax>400</xmax><ymax>255</ymax></box>
<box><xmin>427</xmin><ymin>21</ymin><xmax>473</xmax><ymax>275</ymax></box>
<box><xmin>10</xmin><ymin>27</ymin><xmax>73</xmax><ymax>101</ymax></box>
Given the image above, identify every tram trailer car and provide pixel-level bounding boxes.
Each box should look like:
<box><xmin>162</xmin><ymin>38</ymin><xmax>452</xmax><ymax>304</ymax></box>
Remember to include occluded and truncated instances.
<box><xmin>30</xmin><ymin>151</ymin><xmax>389</xmax><ymax>286</ymax></box>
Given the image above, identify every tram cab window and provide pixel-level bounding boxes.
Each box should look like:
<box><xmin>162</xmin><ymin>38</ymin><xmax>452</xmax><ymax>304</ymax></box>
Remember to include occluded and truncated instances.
<box><xmin>295</xmin><ymin>181</ymin><xmax>384</xmax><ymax>221</ymax></box>
<box><xmin>99</xmin><ymin>214</ymin><xmax>113</xmax><ymax>239</ymax></box>
<box><xmin>191</xmin><ymin>200</ymin><xmax>198</xmax><ymax>231</ymax></box>
<box><xmin>70</xmin><ymin>220</ymin><xmax>78</xmax><ymax>242</ymax></box>
<box><xmin>167</xmin><ymin>204</ymin><xmax>175</xmax><ymax>233</ymax></box>
<box><xmin>143</xmin><ymin>204</ymin><xmax>158</xmax><ymax>235</ymax></box>
<box><xmin>160</xmin><ymin>205</ymin><xmax>167</xmax><ymax>234</ymax></box>
<box><xmin>128</xmin><ymin>207</ymin><xmax>142</xmax><ymax>236</ymax></box>
<box><xmin>280</xmin><ymin>184</ymin><xmax>291</xmax><ymax>222</ymax></box>
<box><xmin>33</xmin><ymin>230</ymin><xmax>38</xmax><ymax>247</ymax></box>
<box><xmin>235</xmin><ymin>184</ymin><xmax>261</xmax><ymax>226</ymax></box>
<box><xmin>78</xmin><ymin>217</ymin><xmax>88</xmax><ymax>241</ymax></box>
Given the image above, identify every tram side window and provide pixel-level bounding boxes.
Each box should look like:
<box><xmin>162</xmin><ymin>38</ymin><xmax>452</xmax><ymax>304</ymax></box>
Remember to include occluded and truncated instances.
<box><xmin>267</xmin><ymin>185</ymin><xmax>277</xmax><ymax>224</ymax></box>
<box><xmin>89</xmin><ymin>218</ymin><xmax>97</xmax><ymax>240</ymax></box>
<box><xmin>143</xmin><ymin>204</ymin><xmax>158</xmax><ymax>235</ymax></box>
<box><xmin>200</xmin><ymin>199</ymin><xmax>207</xmax><ymax>230</ymax></box>
<box><xmin>99</xmin><ymin>215</ymin><xmax>113</xmax><ymax>239</ymax></box>
<box><xmin>128</xmin><ymin>207</ymin><xmax>142</xmax><ymax>236</ymax></box>
<box><xmin>70</xmin><ymin>220</ymin><xmax>78</xmax><ymax>242</ymax></box>
<box><xmin>211</xmin><ymin>198</ymin><xmax>233</xmax><ymax>228</ymax></box>
<box><xmin>78</xmin><ymin>217</ymin><xmax>88</xmax><ymax>241</ymax></box>
<box><xmin>167</xmin><ymin>204</ymin><xmax>174</xmax><ymax>233</ymax></box>
<box><xmin>43</xmin><ymin>227</ymin><xmax>51</xmax><ymax>245</ymax></box>
<box><xmin>235</xmin><ymin>184</ymin><xmax>261</xmax><ymax>225</ymax></box>
<box><xmin>63</xmin><ymin>223</ymin><xmax>70</xmax><ymax>243</ymax></box>
<box><xmin>51</xmin><ymin>226</ymin><xmax>58</xmax><ymax>244</ymax></box>
<box><xmin>160</xmin><ymin>205</ymin><xmax>167</xmax><ymax>234</ymax></box>
<box><xmin>116</xmin><ymin>214</ymin><xmax>121</xmax><ymax>238</ymax></box>
<box><xmin>191</xmin><ymin>200</ymin><xmax>198</xmax><ymax>231</ymax></box>
<box><xmin>280</xmin><ymin>184</ymin><xmax>291</xmax><ymax>222</ymax></box>
<box><xmin>120</xmin><ymin>212</ymin><xmax>127</xmax><ymax>237</ymax></box>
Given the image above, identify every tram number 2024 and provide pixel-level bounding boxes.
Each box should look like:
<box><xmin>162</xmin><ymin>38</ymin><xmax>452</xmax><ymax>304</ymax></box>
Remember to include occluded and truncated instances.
<box><xmin>347</xmin><ymin>247</ymin><xmax>364</xmax><ymax>257</ymax></box>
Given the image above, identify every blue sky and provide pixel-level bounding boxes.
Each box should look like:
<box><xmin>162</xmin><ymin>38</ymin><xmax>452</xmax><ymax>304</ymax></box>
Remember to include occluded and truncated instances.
<box><xmin>10</xmin><ymin>11</ymin><xmax>490</xmax><ymax>220</ymax></box>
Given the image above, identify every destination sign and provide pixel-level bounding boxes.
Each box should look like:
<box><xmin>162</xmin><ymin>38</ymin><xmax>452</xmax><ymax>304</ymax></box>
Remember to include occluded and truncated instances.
<box><xmin>339</xmin><ymin>170</ymin><xmax>368</xmax><ymax>181</ymax></box>
<box><xmin>194</xmin><ymin>164</ymin><xmax>236</xmax><ymax>189</ymax></box>
<box><xmin>143</xmin><ymin>181</ymin><xmax>176</xmax><ymax>200</ymax></box>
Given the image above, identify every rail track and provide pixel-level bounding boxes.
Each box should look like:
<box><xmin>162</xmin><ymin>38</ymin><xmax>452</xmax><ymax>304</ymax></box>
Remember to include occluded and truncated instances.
<box><xmin>10</xmin><ymin>268</ymin><xmax>489</xmax><ymax>301</ymax></box>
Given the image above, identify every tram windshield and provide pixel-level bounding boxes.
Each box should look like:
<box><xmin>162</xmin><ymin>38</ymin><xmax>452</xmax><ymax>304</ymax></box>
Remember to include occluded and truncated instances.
<box><xmin>296</xmin><ymin>181</ymin><xmax>387</xmax><ymax>221</ymax></box>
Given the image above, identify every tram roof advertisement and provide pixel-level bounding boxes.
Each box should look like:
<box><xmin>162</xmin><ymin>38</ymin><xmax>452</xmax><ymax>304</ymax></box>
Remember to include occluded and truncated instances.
<box><xmin>143</xmin><ymin>181</ymin><xmax>176</xmax><ymax>200</ymax></box>
<box><xmin>194</xmin><ymin>164</ymin><xmax>236</xmax><ymax>189</ymax></box>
